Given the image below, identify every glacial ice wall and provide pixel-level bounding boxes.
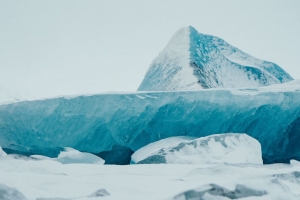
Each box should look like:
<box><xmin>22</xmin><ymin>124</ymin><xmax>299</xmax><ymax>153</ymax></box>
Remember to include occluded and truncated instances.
<box><xmin>0</xmin><ymin>82</ymin><xmax>300</xmax><ymax>163</ymax></box>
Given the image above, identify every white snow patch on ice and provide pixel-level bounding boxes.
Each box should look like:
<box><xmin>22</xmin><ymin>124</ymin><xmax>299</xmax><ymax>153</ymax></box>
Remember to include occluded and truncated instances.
<box><xmin>131</xmin><ymin>136</ymin><xmax>196</xmax><ymax>163</ymax></box>
<box><xmin>290</xmin><ymin>159</ymin><xmax>300</xmax><ymax>166</ymax></box>
<box><xmin>55</xmin><ymin>147</ymin><xmax>105</xmax><ymax>165</ymax></box>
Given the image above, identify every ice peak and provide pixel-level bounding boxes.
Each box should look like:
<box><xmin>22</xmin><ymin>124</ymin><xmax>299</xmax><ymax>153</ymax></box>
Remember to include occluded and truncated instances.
<box><xmin>138</xmin><ymin>26</ymin><xmax>293</xmax><ymax>91</ymax></box>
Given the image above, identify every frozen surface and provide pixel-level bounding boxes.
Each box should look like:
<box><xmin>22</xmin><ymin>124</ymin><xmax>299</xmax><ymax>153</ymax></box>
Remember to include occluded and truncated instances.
<box><xmin>138</xmin><ymin>26</ymin><xmax>293</xmax><ymax>91</ymax></box>
<box><xmin>136</xmin><ymin>133</ymin><xmax>263</xmax><ymax>164</ymax></box>
<box><xmin>1</xmin><ymin>81</ymin><xmax>300</xmax><ymax>163</ymax></box>
<box><xmin>131</xmin><ymin>136</ymin><xmax>195</xmax><ymax>163</ymax></box>
<box><xmin>0</xmin><ymin>156</ymin><xmax>300</xmax><ymax>199</ymax></box>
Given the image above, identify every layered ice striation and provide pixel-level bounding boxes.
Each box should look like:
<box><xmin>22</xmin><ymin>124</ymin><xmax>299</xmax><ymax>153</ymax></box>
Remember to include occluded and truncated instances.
<box><xmin>0</xmin><ymin>81</ymin><xmax>300</xmax><ymax>163</ymax></box>
<box><xmin>133</xmin><ymin>133</ymin><xmax>263</xmax><ymax>164</ymax></box>
<box><xmin>138</xmin><ymin>26</ymin><xmax>293</xmax><ymax>91</ymax></box>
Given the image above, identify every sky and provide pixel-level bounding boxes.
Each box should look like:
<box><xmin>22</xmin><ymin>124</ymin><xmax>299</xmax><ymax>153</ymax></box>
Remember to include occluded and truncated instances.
<box><xmin>0</xmin><ymin>0</ymin><xmax>299</xmax><ymax>99</ymax></box>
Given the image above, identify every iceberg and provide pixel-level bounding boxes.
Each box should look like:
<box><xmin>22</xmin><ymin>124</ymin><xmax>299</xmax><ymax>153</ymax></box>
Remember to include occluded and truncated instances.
<box><xmin>138</xmin><ymin>26</ymin><xmax>293</xmax><ymax>91</ymax></box>
<box><xmin>133</xmin><ymin>133</ymin><xmax>263</xmax><ymax>164</ymax></box>
<box><xmin>0</xmin><ymin>81</ymin><xmax>300</xmax><ymax>164</ymax></box>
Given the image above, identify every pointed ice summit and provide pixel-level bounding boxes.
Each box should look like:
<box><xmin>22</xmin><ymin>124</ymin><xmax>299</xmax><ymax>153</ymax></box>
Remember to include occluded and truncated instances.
<box><xmin>138</xmin><ymin>26</ymin><xmax>293</xmax><ymax>91</ymax></box>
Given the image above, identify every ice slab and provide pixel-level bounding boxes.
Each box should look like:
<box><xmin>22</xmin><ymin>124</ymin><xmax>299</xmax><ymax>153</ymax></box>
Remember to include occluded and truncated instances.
<box><xmin>131</xmin><ymin>136</ymin><xmax>195</xmax><ymax>164</ymax></box>
<box><xmin>0</xmin><ymin>81</ymin><xmax>300</xmax><ymax>163</ymax></box>
<box><xmin>135</xmin><ymin>133</ymin><xmax>262</xmax><ymax>164</ymax></box>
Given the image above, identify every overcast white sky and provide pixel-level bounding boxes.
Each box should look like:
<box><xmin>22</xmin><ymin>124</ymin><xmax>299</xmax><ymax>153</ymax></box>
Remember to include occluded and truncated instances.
<box><xmin>0</xmin><ymin>0</ymin><xmax>299</xmax><ymax>98</ymax></box>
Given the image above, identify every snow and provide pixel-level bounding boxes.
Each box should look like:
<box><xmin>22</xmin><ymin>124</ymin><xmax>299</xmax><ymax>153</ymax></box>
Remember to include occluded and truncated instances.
<box><xmin>131</xmin><ymin>136</ymin><xmax>195</xmax><ymax>163</ymax></box>
<box><xmin>138</xmin><ymin>26</ymin><xmax>293</xmax><ymax>91</ymax></box>
<box><xmin>55</xmin><ymin>147</ymin><xmax>105</xmax><ymax>164</ymax></box>
<box><xmin>290</xmin><ymin>159</ymin><xmax>300</xmax><ymax>166</ymax></box>
<box><xmin>135</xmin><ymin>133</ymin><xmax>263</xmax><ymax>165</ymax></box>
<box><xmin>0</xmin><ymin>146</ymin><xmax>7</xmax><ymax>157</ymax></box>
<box><xmin>31</xmin><ymin>147</ymin><xmax>105</xmax><ymax>165</ymax></box>
<box><xmin>0</xmin><ymin>156</ymin><xmax>300</xmax><ymax>199</ymax></box>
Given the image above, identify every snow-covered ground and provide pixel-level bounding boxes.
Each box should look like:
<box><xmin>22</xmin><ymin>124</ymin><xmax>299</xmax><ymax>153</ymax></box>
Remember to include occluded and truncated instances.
<box><xmin>0</xmin><ymin>156</ymin><xmax>300</xmax><ymax>200</ymax></box>
<box><xmin>1</xmin><ymin>133</ymin><xmax>300</xmax><ymax>200</ymax></box>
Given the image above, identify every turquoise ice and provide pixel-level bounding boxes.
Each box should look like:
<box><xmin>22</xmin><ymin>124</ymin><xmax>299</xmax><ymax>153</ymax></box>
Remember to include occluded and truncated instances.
<box><xmin>0</xmin><ymin>81</ymin><xmax>299</xmax><ymax>164</ymax></box>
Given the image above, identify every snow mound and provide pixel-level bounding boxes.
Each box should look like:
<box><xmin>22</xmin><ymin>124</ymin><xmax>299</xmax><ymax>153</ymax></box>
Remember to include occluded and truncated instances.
<box><xmin>0</xmin><ymin>184</ymin><xmax>27</xmax><ymax>200</ymax></box>
<box><xmin>55</xmin><ymin>147</ymin><xmax>105</xmax><ymax>165</ymax></box>
<box><xmin>138</xmin><ymin>26</ymin><xmax>293</xmax><ymax>91</ymax></box>
<box><xmin>31</xmin><ymin>147</ymin><xmax>105</xmax><ymax>165</ymax></box>
<box><xmin>290</xmin><ymin>159</ymin><xmax>300</xmax><ymax>166</ymax></box>
<box><xmin>0</xmin><ymin>146</ymin><xmax>7</xmax><ymax>157</ymax></box>
<box><xmin>131</xmin><ymin>136</ymin><xmax>195</xmax><ymax>164</ymax></box>
<box><xmin>137</xmin><ymin>133</ymin><xmax>263</xmax><ymax>164</ymax></box>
